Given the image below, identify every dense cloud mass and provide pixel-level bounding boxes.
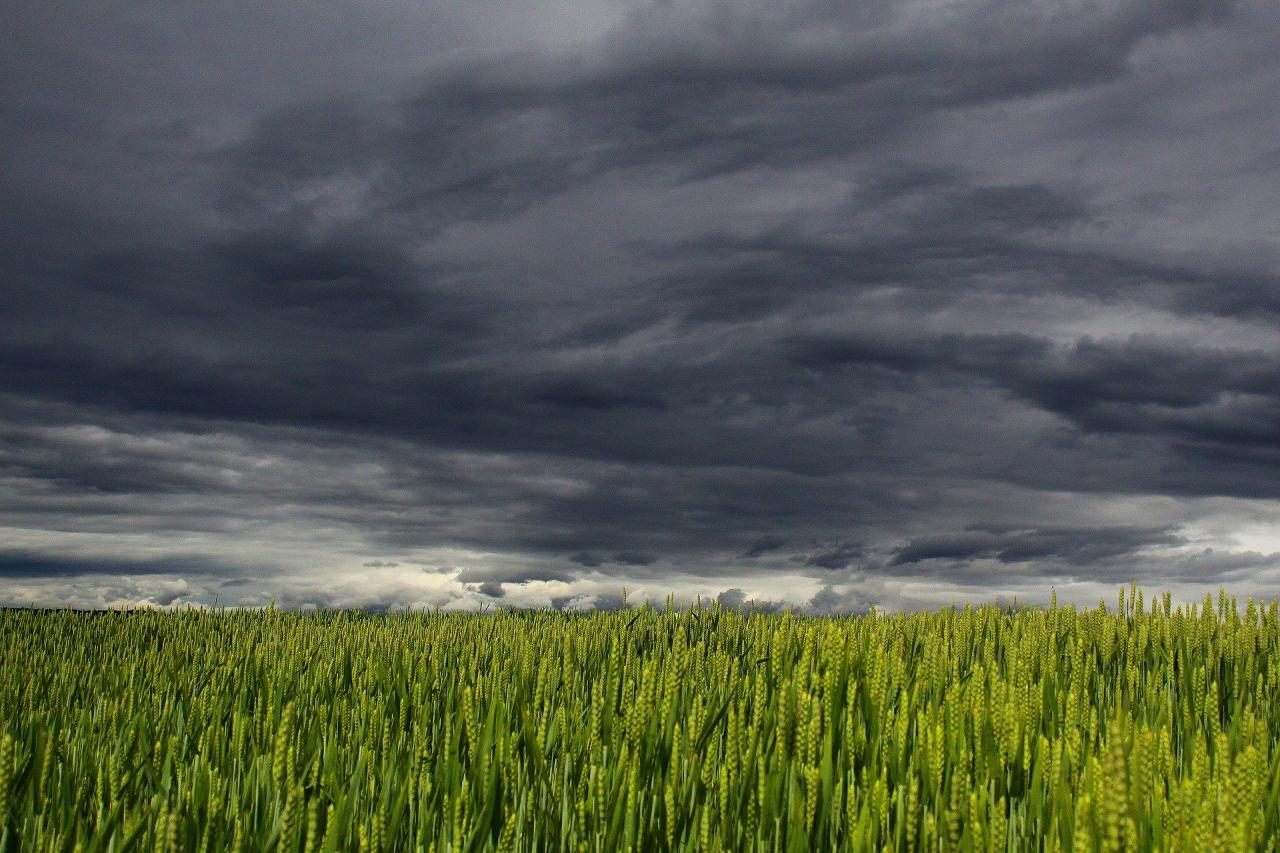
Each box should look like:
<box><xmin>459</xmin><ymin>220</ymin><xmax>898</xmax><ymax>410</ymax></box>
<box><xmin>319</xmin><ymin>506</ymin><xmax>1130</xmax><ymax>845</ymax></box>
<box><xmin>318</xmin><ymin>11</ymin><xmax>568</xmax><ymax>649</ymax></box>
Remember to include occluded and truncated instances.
<box><xmin>3</xmin><ymin>0</ymin><xmax>1280</xmax><ymax>610</ymax></box>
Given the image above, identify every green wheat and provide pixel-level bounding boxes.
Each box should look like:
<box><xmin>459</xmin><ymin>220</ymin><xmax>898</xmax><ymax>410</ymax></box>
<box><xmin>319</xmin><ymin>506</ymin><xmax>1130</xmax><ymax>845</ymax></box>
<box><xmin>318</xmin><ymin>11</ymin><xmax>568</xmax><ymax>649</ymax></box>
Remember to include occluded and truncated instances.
<box><xmin>0</xmin><ymin>585</ymin><xmax>1278</xmax><ymax>851</ymax></box>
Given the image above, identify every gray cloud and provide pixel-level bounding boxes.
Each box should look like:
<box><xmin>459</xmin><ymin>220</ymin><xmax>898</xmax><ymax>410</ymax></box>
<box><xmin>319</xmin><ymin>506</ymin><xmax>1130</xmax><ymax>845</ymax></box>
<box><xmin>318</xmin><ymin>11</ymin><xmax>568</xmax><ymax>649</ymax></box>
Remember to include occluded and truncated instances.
<box><xmin>743</xmin><ymin>536</ymin><xmax>788</xmax><ymax>558</ymax></box>
<box><xmin>613</xmin><ymin>551</ymin><xmax>659</xmax><ymax>566</ymax></box>
<box><xmin>472</xmin><ymin>581</ymin><xmax>507</xmax><ymax>599</ymax></box>
<box><xmin>806</xmin><ymin>544</ymin><xmax>866</xmax><ymax>571</ymax></box>
<box><xmin>3</xmin><ymin>0</ymin><xmax>1280</xmax><ymax>610</ymax></box>
<box><xmin>0</xmin><ymin>550</ymin><xmax>238</xmax><ymax>579</ymax></box>
<box><xmin>717</xmin><ymin>587</ymin><xmax>785</xmax><ymax>612</ymax></box>
<box><xmin>890</xmin><ymin>526</ymin><xmax>1184</xmax><ymax>566</ymax></box>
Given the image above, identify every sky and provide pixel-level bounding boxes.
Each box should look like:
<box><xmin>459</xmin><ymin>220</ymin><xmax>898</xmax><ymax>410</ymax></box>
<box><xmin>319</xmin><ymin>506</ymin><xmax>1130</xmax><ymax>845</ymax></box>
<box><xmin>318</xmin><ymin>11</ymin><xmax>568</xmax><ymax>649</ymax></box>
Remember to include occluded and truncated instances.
<box><xmin>3</xmin><ymin>0</ymin><xmax>1280</xmax><ymax>612</ymax></box>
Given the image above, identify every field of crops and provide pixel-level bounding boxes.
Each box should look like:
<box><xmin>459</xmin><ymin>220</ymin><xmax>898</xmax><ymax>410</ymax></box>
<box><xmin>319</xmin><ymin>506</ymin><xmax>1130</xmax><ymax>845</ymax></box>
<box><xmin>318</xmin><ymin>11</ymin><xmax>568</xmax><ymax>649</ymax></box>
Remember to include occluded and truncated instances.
<box><xmin>1</xmin><ymin>587</ymin><xmax>1279</xmax><ymax>851</ymax></box>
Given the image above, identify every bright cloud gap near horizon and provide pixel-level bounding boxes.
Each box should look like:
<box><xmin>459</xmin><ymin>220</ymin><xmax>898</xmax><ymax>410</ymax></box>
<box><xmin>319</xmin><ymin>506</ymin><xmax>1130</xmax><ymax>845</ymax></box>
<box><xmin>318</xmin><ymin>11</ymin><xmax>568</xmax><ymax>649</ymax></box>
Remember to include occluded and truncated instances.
<box><xmin>3</xmin><ymin>0</ymin><xmax>1280</xmax><ymax>611</ymax></box>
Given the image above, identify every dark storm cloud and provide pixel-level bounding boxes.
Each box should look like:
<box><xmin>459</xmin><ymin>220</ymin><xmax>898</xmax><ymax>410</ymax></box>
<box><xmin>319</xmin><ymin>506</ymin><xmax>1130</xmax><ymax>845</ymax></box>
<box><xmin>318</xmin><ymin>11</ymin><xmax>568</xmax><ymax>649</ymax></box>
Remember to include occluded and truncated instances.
<box><xmin>613</xmin><ymin>551</ymin><xmax>658</xmax><ymax>566</ymax></box>
<box><xmin>787</xmin><ymin>331</ymin><xmax>1280</xmax><ymax>493</ymax></box>
<box><xmin>0</xmin><ymin>550</ymin><xmax>237</xmax><ymax>579</ymax></box>
<box><xmin>3</xmin><ymin>0</ymin><xmax>1280</xmax><ymax>609</ymax></box>
<box><xmin>806</xmin><ymin>544</ymin><xmax>865</xmax><ymax>571</ymax></box>
<box><xmin>210</xmin><ymin>0</ymin><xmax>1178</xmax><ymax>234</ymax></box>
<box><xmin>744</xmin><ymin>536</ymin><xmax>788</xmax><ymax>558</ymax></box>
<box><xmin>890</xmin><ymin>526</ymin><xmax>1184</xmax><ymax>567</ymax></box>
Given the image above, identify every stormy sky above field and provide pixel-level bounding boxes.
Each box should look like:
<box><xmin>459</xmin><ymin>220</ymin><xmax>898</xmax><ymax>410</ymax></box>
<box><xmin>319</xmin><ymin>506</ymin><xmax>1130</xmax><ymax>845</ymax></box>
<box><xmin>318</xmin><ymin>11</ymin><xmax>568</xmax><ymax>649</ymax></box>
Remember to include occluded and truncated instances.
<box><xmin>3</xmin><ymin>0</ymin><xmax>1280</xmax><ymax>611</ymax></box>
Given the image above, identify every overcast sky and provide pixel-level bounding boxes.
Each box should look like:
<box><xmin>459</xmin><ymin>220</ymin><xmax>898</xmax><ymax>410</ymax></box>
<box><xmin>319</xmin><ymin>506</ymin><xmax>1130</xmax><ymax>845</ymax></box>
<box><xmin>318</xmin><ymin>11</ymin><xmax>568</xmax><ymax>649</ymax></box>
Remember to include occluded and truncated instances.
<box><xmin>3</xmin><ymin>0</ymin><xmax>1280</xmax><ymax>611</ymax></box>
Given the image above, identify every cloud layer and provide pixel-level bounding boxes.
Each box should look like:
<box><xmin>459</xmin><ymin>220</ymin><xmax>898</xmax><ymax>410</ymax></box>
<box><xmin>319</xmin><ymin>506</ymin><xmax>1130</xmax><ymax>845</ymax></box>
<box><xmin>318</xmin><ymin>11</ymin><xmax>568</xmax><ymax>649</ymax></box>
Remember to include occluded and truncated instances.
<box><xmin>3</xmin><ymin>0</ymin><xmax>1280</xmax><ymax>610</ymax></box>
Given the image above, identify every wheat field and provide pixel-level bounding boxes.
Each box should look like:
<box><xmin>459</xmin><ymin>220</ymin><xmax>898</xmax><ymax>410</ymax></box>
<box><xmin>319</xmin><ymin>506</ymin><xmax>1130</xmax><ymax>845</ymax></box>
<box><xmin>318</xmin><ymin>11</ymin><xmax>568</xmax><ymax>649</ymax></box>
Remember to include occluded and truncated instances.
<box><xmin>1</xmin><ymin>586</ymin><xmax>1277</xmax><ymax>851</ymax></box>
